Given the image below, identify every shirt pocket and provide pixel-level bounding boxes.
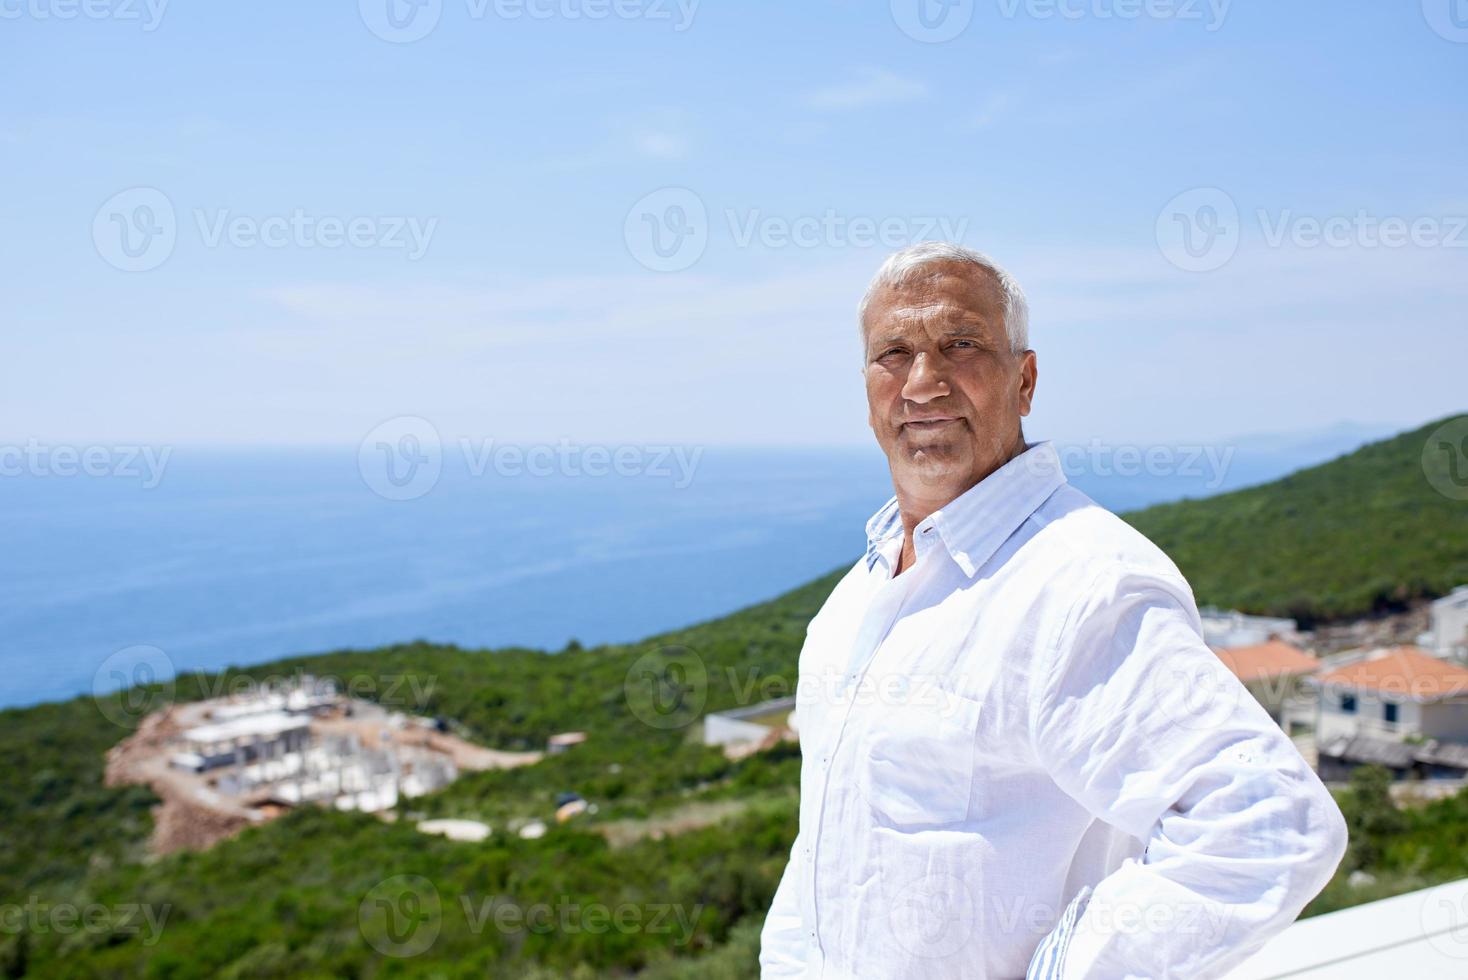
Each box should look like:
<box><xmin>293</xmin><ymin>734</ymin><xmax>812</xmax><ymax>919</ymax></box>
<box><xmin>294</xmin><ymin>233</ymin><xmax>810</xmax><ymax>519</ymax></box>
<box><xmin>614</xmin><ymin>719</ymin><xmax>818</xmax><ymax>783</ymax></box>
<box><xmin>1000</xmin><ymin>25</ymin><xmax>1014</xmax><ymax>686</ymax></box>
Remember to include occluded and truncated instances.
<box><xmin>858</xmin><ymin>685</ymin><xmax>984</xmax><ymax>829</ymax></box>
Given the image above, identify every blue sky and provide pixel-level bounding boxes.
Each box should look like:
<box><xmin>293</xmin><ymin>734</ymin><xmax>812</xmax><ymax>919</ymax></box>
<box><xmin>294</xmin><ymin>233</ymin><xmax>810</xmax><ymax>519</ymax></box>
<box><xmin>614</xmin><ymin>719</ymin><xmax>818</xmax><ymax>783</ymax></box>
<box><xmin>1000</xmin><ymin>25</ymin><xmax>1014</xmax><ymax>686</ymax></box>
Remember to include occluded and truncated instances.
<box><xmin>3</xmin><ymin>0</ymin><xmax>1465</xmax><ymax>448</ymax></box>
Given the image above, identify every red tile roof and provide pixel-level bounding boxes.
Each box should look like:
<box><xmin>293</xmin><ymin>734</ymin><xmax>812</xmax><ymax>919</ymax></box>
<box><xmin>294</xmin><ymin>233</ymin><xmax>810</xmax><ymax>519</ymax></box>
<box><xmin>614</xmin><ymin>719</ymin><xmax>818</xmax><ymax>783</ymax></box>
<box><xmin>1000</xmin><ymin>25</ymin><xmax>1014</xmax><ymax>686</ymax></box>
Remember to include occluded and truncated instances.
<box><xmin>1213</xmin><ymin>639</ymin><xmax>1321</xmax><ymax>683</ymax></box>
<box><xmin>1315</xmin><ymin>646</ymin><xmax>1468</xmax><ymax>702</ymax></box>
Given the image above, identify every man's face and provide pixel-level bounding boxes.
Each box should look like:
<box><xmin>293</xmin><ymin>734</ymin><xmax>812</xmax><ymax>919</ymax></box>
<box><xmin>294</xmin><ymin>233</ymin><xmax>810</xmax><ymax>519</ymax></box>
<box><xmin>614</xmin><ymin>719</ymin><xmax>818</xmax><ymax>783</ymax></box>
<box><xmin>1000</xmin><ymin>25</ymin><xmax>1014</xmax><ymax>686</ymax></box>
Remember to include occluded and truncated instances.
<box><xmin>862</xmin><ymin>262</ymin><xmax>1037</xmax><ymax>501</ymax></box>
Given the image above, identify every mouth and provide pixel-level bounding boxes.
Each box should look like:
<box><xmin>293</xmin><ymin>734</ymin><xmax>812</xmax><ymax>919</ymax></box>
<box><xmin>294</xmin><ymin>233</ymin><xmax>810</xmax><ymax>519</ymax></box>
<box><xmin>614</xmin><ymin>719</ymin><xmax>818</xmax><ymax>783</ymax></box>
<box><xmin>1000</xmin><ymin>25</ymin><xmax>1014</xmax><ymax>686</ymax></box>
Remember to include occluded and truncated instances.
<box><xmin>902</xmin><ymin>416</ymin><xmax>962</xmax><ymax>431</ymax></box>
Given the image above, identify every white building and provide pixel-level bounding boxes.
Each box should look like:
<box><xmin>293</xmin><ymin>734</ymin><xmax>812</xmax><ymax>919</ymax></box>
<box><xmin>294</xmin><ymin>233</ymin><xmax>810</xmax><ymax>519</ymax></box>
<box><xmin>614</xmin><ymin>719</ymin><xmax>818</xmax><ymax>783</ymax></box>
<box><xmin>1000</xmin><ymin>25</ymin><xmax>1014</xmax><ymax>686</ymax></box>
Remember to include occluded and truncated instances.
<box><xmin>546</xmin><ymin>731</ymin><xmax>588</xmax><ymax>754</ymax></box>
<box><xmin>1213</xmin><ymin>639</ymin><xmax>1321</xmax><ymax>733</ymax></box>
<box><xmin>1199</xmin><ymin>608</ymin><xmax>1299</xmax><ymax>649</ymax></box>
<box><xmin>1429</xmin><ymin>586</ymin><xmax>1468</xmax><ymax>659</ymax></box>
<box><xmin>172</xmin><ymin>711</ymin><xmax>311</xmax><ymax>773</ymax></box>
<box><xmin>1312</xmin><ymin>646</ymin><xmax>1468</xmax><ymax>745</ymax></box>
<box><xmin>703</xmin><ymin>696</ymin><xmax>797</xmax><ymax>751</ymax></box>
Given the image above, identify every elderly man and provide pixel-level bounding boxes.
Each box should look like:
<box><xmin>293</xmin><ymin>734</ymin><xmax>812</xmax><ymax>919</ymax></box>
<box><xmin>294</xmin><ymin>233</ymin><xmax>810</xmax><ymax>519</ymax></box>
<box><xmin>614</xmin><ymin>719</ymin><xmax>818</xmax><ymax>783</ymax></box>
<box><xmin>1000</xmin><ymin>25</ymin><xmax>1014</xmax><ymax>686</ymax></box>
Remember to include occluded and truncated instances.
<box><xmin>758</xmin><ymin>243</ymin><xmax>1347</xmax><ymax>979</ymax></box>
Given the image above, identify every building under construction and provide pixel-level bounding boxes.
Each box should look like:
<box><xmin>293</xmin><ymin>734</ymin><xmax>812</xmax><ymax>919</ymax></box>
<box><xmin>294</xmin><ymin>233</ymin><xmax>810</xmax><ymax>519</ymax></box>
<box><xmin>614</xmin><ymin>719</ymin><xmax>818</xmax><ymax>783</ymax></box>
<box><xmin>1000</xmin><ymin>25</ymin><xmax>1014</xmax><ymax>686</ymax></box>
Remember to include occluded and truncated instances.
<box><xmin>106</xmin><ymin>676</ymin><xmax>541</xmax><ymax>852</ymax></box>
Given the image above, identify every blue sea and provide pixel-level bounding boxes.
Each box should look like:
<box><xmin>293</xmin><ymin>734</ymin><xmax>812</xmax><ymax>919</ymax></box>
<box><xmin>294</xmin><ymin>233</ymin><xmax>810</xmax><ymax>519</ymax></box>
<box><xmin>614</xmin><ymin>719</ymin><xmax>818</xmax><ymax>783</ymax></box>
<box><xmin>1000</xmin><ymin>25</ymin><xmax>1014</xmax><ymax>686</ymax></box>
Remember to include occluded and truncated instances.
<box><xmin>0</xmin><ymin>429</ymin><xmax>1387</xmax><ymax>710</ymax></box>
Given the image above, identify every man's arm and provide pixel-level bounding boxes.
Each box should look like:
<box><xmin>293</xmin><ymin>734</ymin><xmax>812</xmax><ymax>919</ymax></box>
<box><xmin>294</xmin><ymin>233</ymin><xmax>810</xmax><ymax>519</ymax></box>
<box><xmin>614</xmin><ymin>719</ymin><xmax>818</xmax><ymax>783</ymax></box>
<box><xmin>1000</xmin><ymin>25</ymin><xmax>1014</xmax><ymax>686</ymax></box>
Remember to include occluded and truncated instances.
<box><xmin>759</xmin><ymin>830</ymin><xmax>809</xmax><ymax>978</ymax></box>
<box><xmin>1025</xmin><ymin>565</ymin><xmax>1347</xmax><ymax>980</ymax></box>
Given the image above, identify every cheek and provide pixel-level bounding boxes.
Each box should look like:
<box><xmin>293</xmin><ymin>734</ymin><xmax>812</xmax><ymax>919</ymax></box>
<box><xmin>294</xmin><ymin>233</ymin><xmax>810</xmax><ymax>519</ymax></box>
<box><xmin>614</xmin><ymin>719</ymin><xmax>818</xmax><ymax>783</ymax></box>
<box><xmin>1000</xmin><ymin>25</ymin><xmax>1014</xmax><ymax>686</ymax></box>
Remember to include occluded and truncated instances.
<box><xmin>962</xmin><ymin>367</ymin><xmax>1010</xmax><ymax>407</ymax></box>
<box><xmin>947</xmin><ymin>376</ymin><xmax>986</xmax><ymax>411</ymax></box>
<box><xmin>865</xmin><ymin>372</ymin><xmax>899</xmax><ymax>411</ymax></box>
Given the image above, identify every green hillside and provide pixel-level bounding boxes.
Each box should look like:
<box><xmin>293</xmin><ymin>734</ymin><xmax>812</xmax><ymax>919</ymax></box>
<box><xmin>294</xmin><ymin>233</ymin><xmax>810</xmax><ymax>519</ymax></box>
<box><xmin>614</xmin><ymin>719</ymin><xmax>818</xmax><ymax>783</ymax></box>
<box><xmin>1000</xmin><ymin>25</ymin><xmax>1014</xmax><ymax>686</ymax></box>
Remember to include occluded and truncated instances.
<box><xmin>0</xmin><ymin>573</ymin><xmax>839</xmax><ymax>979</ymax></box>
<box><xmin>1123</xmin><ymin>414</ymin><xmax>1468</xmax><ymax>624</ymax></box>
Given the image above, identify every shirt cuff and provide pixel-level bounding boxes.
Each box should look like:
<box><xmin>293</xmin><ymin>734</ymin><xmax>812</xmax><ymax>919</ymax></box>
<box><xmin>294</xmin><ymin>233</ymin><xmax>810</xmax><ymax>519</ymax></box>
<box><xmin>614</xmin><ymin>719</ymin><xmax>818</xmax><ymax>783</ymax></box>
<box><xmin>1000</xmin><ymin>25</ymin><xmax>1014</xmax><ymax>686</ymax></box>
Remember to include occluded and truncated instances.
<box><xmin>1026</xmin><ymin>885</ymin><xmax>1093</xmax><ymax>980</ymax></box>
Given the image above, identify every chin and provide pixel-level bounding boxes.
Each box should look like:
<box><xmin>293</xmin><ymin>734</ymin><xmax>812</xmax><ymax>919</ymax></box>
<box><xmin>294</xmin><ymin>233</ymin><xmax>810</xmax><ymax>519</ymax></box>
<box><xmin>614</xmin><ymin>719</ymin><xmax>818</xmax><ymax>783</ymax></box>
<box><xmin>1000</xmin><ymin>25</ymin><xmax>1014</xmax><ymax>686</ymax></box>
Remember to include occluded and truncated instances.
<box><xmin>897</xmin><ymin>444</ymin><xmax>973</xmax><ymax>489</ymax></box>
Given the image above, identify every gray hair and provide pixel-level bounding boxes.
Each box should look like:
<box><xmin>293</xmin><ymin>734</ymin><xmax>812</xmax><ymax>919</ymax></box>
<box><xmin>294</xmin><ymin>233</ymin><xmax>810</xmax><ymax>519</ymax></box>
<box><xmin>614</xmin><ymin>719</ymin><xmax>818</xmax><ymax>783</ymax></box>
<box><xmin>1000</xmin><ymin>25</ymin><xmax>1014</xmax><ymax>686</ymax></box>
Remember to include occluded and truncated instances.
<box><xmin>857</xmin><ymin>242</ymin><xmax>1029</xmax><ymax>353</ymax></box>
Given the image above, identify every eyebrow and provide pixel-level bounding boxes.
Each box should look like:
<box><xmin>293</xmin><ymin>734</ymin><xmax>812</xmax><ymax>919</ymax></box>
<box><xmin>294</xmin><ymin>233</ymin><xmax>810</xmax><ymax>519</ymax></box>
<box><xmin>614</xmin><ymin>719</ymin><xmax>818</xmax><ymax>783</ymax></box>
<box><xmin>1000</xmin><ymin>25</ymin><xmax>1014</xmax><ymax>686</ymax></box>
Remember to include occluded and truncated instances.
<box><xmin>869</xmin><ymin>328</ymin><xmax>994</xmax><ymax>349</ymax></box>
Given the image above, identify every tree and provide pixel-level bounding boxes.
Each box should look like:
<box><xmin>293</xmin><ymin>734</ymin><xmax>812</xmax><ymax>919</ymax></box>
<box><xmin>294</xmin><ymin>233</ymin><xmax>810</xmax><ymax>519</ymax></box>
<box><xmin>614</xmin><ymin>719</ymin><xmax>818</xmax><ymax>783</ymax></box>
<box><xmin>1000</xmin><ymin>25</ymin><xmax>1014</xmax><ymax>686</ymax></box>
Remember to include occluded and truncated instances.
<box><xmin>1337</xmin><ymin>764</ymin><xmax>1404</xmax><ymax>870</ymax></box>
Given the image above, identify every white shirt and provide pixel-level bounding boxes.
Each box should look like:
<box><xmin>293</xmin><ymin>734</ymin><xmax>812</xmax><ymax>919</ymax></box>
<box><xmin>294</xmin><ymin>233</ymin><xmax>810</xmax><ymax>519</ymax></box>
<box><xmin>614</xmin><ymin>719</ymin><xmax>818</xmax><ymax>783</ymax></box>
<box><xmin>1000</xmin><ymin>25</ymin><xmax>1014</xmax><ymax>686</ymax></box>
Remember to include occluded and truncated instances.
<box><xmin>759</xmin><ymin>441</ymin><xmax>1347</xmax><ymax>980</ymax></box>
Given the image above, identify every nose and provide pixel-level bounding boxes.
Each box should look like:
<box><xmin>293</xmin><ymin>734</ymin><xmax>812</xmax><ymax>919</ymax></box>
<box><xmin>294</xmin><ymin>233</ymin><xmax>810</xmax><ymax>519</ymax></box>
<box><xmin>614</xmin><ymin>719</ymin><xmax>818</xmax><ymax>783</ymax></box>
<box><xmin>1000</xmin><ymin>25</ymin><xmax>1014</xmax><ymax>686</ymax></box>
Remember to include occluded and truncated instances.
<box><xmin>901</xmin><ymin>351</ymin><xmax>950</xmax><ymax>404</ymax></box>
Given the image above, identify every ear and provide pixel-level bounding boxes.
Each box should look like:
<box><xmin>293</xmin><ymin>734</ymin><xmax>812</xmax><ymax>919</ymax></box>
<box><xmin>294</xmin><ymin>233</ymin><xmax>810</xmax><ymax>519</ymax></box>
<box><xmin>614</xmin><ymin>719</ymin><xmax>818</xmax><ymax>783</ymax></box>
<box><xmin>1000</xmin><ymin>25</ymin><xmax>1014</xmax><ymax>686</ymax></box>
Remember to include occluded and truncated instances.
<box><xmin>1016</xmin><ymin>350</ymin><xmax>1037</xmax><ymax>417</ymax></box>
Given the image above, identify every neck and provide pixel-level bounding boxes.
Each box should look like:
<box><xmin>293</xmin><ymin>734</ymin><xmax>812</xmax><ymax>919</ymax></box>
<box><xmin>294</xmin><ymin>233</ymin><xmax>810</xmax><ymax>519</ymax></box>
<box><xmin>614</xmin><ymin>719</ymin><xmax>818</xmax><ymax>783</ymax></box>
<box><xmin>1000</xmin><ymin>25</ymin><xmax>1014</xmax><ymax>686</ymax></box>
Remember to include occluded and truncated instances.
<box><xmin>889</xmin><ymin>435</ymin><xmax>1028</xmax><ymax>574</ymax></box>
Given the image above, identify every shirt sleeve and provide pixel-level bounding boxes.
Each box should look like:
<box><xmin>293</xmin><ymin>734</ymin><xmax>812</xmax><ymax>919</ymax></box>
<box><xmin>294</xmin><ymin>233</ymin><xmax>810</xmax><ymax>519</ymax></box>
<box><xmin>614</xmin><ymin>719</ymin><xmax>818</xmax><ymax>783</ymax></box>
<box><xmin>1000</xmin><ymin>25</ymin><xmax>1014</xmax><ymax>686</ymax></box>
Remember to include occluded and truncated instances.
<box><xmin>759</xmin><ymin>830</ymin><xmax>809</xmax><ymax>978</ymax></box>
<box><xmin>1026</xmin><ymin>564</ymin><xmax>1348</xmax><ymax>980</ymax></box>
<box><xmin>1026</xmin><ymin>884</ymin><xmax>1093</xmax><ymax>980</ymax></box>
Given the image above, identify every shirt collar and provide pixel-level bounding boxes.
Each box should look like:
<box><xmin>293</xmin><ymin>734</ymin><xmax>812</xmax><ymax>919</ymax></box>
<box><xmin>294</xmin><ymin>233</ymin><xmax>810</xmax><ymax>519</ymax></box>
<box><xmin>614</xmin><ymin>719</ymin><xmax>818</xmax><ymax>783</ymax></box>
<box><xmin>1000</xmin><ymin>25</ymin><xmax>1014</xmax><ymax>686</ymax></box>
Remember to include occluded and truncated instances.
<box><xmin>863</xmin><ymin>441</ymin><xmax>1067</xmax><ymax>577</ymax></box>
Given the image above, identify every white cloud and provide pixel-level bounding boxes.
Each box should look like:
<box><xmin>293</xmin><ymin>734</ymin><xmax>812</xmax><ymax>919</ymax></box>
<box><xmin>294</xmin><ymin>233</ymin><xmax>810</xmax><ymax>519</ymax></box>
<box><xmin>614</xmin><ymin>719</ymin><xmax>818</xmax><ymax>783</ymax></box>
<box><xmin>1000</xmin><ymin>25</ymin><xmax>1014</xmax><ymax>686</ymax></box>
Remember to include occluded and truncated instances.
<box><xmin>966</xmin><ymin>92</ymin><xmax>1013</xmax><ymax>130</ymax></box>
<box><xmin>549</xmin><ymin>108</ymin><xmax>693</xmax><ymax>169</ymax></box>
<box><xmin>633</xmin><ymin>130</ymin><xmax>688</xmax><ymax>160</ymax></box>
<box><xmin>802</xmin><ymin>69</ymin><xmax>928</xmax><ymax>111</ymax></box>
<box><xmin>16</xmin><ymin>241</ymin><xmax>1465</xmax><ymax>448</ymax></box>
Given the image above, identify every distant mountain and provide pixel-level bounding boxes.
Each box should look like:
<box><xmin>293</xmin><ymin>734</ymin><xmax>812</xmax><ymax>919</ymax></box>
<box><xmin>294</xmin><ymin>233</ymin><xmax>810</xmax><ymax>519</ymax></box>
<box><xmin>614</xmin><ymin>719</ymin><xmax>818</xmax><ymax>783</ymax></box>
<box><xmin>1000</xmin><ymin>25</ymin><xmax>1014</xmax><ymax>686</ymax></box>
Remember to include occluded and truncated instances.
<box><xmin>1122</xmin><ymin>415</ymin><xmax>1468</xmax><ymax>624</ymax></box>
<box><xmin>1218</xmin><ymin>420</ymin><xmax>1404</xmax><ymax>459</ymax></box>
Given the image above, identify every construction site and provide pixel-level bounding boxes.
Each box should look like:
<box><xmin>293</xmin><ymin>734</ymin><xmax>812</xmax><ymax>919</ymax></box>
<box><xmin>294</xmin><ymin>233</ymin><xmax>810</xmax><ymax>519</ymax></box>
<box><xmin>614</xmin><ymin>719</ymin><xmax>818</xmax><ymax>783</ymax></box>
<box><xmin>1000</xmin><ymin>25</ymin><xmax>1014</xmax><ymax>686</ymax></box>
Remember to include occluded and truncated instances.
<box><xmin>105</xmin><ymin>676</ymin><xmax>542</xmax><ymax>853</ymax></box>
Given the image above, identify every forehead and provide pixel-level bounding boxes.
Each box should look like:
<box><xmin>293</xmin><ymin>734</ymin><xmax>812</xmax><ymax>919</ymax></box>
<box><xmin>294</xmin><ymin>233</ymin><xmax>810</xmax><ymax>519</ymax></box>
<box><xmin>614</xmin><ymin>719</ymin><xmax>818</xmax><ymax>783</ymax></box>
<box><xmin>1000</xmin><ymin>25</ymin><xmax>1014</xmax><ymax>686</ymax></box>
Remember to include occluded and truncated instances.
<box><xmin>863</xmin><ymin>262</ymin><xmax>1005</xmax><ymax>334</ymax></box>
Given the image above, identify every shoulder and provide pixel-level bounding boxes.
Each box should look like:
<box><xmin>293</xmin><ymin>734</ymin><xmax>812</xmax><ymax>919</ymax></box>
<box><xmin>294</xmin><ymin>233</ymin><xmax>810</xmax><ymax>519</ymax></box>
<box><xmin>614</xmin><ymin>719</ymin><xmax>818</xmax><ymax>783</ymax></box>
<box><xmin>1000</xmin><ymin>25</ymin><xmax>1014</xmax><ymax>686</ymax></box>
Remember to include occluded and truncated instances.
<box><xmin>1007</xmin><ymin>485</ymin><xmax>1206</xmax><ymax>671</ymax></box>
<box><xmin>1024</xmin><ymin>483</ymin><xmax>1193</xmax><ymax>600</ymax></box>
<box><xmin>1022</xmin><ymin>492</ymin><xmax>1218</xmax><ymax>726</ymax></box>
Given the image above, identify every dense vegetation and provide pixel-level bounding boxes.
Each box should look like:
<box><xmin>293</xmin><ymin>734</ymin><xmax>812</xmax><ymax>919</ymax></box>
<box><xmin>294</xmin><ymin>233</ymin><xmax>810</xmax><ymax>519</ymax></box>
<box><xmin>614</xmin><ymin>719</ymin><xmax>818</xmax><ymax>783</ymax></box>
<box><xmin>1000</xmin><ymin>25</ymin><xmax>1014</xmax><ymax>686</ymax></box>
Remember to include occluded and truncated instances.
<box><xmin>3</xmin><ymin>416</ymin><xmax>1466</xmax><ymax>976</ymax></box>
<box><xmin>0</xmin><ymin>572</ymin><xmax>836</xmax><ymax>978</ymax></box>
<box><xmin>1124</xmin><ymin>414</ymin><xmax>1468</xmax><ymax>623</ymax></box>
<box><xmin>1312</xmin><ymin>764</ymin><xmax>1468</xmax><ymax>915</ymax></box>
<box><xmin>0</xmin><ymin>800</ymin><xmax>795</xmax><ymax>979</ymax></box>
